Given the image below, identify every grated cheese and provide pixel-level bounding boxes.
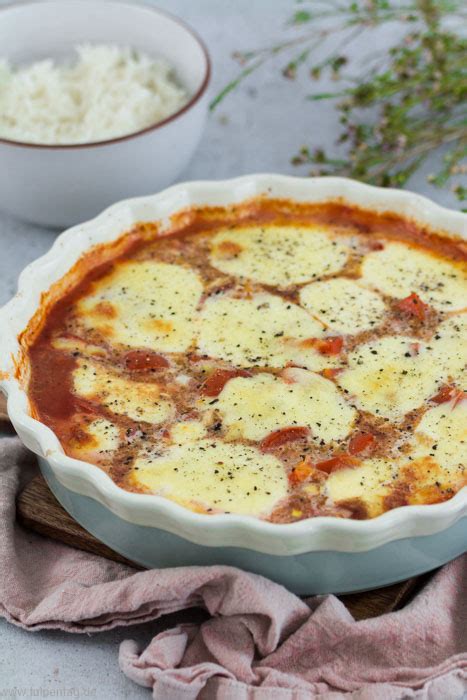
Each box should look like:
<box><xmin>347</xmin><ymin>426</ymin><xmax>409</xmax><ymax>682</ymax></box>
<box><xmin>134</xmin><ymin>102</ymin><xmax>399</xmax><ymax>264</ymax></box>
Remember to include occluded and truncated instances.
<box><xmin>0</xmin><ymin>44</ymin><xmax>188</xmax><ymax>145</ymax></box>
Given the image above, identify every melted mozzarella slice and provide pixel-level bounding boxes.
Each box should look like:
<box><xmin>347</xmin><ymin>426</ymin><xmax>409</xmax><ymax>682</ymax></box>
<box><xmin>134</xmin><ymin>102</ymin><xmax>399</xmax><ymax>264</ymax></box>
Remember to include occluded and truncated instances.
<box><xmin>412</xmin><ymin>400</ymin><xmax>466</xmax><ymax>474</ymax></box>
<box><xmin>325</xmin><ymin>458</ymin><xmax>397</xmax><ymax>517</ymax></box>
<box><xmin>300</xmin><ymin>278</ymin><xmax>387</xmax><ymax>334</ymax></box>
<box><xmin>52</xmin><ymin>336</ymin><xmax>107</xmax><ymax>358</ymax></box>
<box><xmin>337</xmin><ymin>336</ymin><xmax>441</xmax><ymax>420</ymax></box>
<box><xmin>86</xmin><ymin>418</ymin><xmax>120</xmax><ymax>451</ymax></box>
<box><xmin>430</xmin><ymin>314</ymin><xmax>467</xmax><ymax>386</ymax></box>
<box><xmin>209</xmin><ymin>226</ymin><xmax>350</xmax><ymax>287</ymax></box>
<box><xmin>77</xmin><ymin>260</ymin><xmax>203</xmax><ymax>351</ymax></box>
<box><xmin>361</xmin><ymin>242</ymin><xmax>467</xmax><ymax>311</ymax></box>
<box><xmin>170</xmin><ymin>420</ymin><xmax>206</xmax><ymax>445</ymax></box>
<box><xmin>131</xmin><ymin>440</ymin><xmax>287</xmax><ymax>516</ymax></box>
<box><xmin>396</xmin><ymin>400</ymin><xmax>467</xmax><ymax>505</ymax></box>
<box><xmin>197</xmin><ymin>292</ymin><xmax>340</xmax><ymax>371</ymax></box>
<box><xmin>69</xmin><ymin>418</ymin><xmax>120</xmax><ymax>460</ymax></box>
<box><xmin>73</xmin><ymin>359</ymin><xmax>173</xmax><ymax>423</ymax></box>
<box><xmin>217</xmin><ymin>370</ymin><xmax>356</xmax><ymax>443</ymax></box>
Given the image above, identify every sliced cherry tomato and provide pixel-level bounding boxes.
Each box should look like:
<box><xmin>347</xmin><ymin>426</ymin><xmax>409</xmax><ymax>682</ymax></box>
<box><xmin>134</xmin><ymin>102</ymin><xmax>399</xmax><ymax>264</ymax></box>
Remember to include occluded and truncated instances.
<box><xmin>315</xmin><ymin>454</ymin><xmax>359</xmax><ymax>474</ymax></box>
<box><xmin>289</xmin><ymin>459</ymin><xmax>313</xmax><ymax>485</ymax></box>
<box><xmin>396</xmin><ymin>292</ymin><xmax>429</xmax><ymax>321</ymax></box>
<box><xmin>322</xmin><ymin>368</ymin><xmax>341</xmax><ymax>380</ymax></box>
<box><xmin>124</xmin><ymin>350</ymin><xmax>169</xmax><ymax>371</ymax></box>
<box><xmin>201</xmin><ymin>368</ymin><xmax>251</xmax><ymax>397</ymax></box>
<box><xmin>260</xmin><ymin>426</ymin><xmax>310</xmax><ymax>452</ymax></box>
<box><xmin>431</xmin><ymin>385</ymin><xmax>466</xmax><ymax>408</ymax></box>
<box><xmin>315</xmin><ymin>336</ymin><xmax>344</xmax><ymax>355</ymax></box>
<box><xmin>431</xmin><ymin>385</ymin><xmax>456</xmax><ymax>404</ymax></box>
<box><xmin>348</xmin><ymin>433</ymin><xmax>375</xmax><ymax>455</ymax></box>
<box><xmin>367</xmin><ymin>240</ymin><xmax>385</xmax><ymax>251</ymax></box>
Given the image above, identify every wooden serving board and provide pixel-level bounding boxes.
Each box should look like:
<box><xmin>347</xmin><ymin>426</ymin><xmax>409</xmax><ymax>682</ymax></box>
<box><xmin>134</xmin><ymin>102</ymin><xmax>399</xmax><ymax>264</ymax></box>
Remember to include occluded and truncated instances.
<box><xmin>16</xmin><ymin>473</ymin><xmax>427</xmax><ymax>620</ymax></box>
<box><xmin>0</xmin><ymin>394</ymin><xmax>8</xmax><ymax>422</ymax></box>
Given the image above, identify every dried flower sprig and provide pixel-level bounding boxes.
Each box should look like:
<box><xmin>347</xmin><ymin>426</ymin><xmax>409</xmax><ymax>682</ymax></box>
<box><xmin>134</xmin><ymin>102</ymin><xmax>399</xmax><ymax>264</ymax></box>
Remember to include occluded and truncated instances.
<box><xmin>211</xmin><ymin>0</ymin><xmax>467</xmax><ymax>205</ymax></box>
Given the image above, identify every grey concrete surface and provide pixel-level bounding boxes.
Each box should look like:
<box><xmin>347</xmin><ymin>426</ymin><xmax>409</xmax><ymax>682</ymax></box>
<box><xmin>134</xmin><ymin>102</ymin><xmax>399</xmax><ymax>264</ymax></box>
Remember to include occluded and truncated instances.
<box><xmin>0</xmin><ymin>1</ymin><xmax>464</xmax><ymax>696</ymax></box>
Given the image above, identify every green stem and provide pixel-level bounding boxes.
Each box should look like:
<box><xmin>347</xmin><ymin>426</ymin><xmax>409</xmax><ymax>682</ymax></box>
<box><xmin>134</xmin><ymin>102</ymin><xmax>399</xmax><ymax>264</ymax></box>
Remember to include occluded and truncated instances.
<box><xmin>209</xmin><ymin>58</ymin><xmax>265</xmax><ymax>111</ymax></box>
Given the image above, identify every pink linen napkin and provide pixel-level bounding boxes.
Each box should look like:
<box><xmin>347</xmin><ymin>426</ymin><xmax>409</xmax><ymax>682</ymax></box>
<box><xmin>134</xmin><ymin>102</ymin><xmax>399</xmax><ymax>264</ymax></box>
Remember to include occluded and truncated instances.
<box><xmin>0</xmin><ymin>435</ymin><xmax>466</xmax><ymax>699</ymax></box>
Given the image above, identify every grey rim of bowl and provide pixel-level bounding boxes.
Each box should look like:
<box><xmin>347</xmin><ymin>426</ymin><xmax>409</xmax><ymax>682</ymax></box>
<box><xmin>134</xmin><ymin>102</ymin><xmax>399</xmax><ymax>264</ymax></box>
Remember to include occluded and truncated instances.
<box><xmin>0</xmin><ymin>0</ymin><xmax>211</xmax><ymax>150</ymax></box>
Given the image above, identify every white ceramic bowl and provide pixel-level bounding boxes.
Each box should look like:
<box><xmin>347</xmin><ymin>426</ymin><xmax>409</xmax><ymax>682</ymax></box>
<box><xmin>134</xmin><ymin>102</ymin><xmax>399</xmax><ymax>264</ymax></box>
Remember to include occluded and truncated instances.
<box><xmin>1</xmin><ymin>175</ymin><xmax>466</xmax><ymax>593</ymax></box>
<box><xmin>0</xmin><ymin>0</ymin><xmax>210</xmax><ymax>228</ymax></box>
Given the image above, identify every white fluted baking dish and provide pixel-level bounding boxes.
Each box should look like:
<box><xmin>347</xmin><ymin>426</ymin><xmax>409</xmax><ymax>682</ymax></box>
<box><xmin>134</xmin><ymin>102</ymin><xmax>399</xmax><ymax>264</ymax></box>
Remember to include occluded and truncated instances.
<box><xmin>0</xmin><ymin>175</ymin><xmax>465</xmax><ymax>593</ymax></box>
